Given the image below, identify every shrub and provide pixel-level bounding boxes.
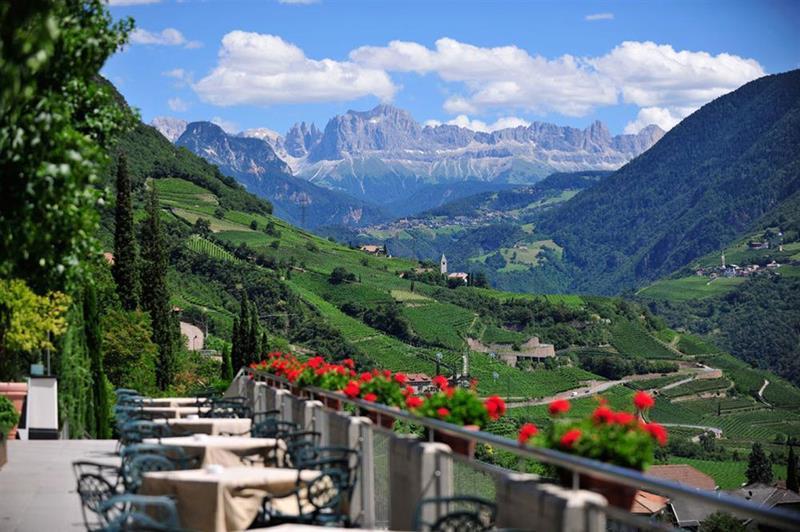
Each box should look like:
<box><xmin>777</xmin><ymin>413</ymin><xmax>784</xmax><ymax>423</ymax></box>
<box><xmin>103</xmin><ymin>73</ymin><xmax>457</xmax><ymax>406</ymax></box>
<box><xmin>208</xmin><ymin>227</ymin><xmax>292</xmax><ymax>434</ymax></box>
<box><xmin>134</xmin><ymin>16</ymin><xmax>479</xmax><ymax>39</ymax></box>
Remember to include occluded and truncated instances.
<box><xmin>0</xmin><ymin>395</ymin><xmax>19</xmax><ymax>437</ymax></box>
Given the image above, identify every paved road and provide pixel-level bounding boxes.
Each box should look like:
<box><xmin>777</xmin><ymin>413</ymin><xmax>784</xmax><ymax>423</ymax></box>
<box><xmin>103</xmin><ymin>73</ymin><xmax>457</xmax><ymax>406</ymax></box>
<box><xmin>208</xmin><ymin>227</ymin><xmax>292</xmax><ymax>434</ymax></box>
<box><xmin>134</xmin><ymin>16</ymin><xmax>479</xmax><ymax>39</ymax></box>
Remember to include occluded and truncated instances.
<box><xmin>758</xmin><ymin>379</ymin><xmax>771</xmax><ymax>407</ymax></box>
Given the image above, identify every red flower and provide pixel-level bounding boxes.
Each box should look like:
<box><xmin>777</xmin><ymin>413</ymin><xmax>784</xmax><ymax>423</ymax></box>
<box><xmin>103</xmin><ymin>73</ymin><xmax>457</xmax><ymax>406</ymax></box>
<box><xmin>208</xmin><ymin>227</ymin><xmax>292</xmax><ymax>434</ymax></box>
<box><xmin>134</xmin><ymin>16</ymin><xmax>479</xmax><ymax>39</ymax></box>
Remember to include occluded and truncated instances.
<box><xmin>560</xmin><ymin>429</ymin><xmax>582</xmax><ymax>449</ymax></box>
<box><xmin>406</xmin><ymin>396</ymin><xmax>423</xmax><ymax>409</ymax></box>
<box><xmin>645</xmin><ymin>422</ymin><xmax>668</xmax><ymax>446</ymax></box>
<box><xmin>394</xmin><ymin>373</ymin><xmax>407</xmax><ymax>385</ymax></box>
<box><xmin>343</xmin><ymin>381</ymin><xmax>361</xmax><ymax>398</ymax></box>
<box><xmin>363</xmin><ymin>393</ymin><xmax>378</xmax><ymax>402</ymax></box>
<box><xmin>436</xmin><ymin>407</ymin><xmax>450</xmax><ymax>418</ymax></box>
<box><xmin>592</xmin><ymin>406</ymin><xmax>613</xmax><ymax>424</ymax></box>
<box><xmin>634</xmin><ymin>391</ymin><xmax>655</xmax><ymax>411</ymax></box>
<box><xmin>432</xmin><ymin>375</ymin><xmax>449</xmax><ymax>390</ymax></box>
<box><xmin>359</xmin><ymin>372</ymin><xmax>373</xmax><ymax>382</ymax></box>
<box><xmin>518</xmin><ymin>422</ymin><xmax>538</xmax><ymax>444</ymax></box>
<box><xmin>402</xmin><ymin>385</ymin><xmax>415</xmax><ymax>397</ymax></box>
<box><xmin>548</xmin><ymin>399</ymin><xmax>571</xmax><ymax>416</ymax></box>
<box><xmin>383</xmin><ymin>370</ymin><xmax>392</xmax><ymax>378</ymax></box>
<box><xmin>485</xmin><ymin>396</ymin><xmax>507</xmax><ymax>421</ymax></box>
<box><xmin>613</xmin><ymin>412</ymin><xmax>635</xmax><ymax>426</ymax></box>
<box><xmin>342</xmin><ymin>358</ymin><xmax>355</xmax><ymax>369</ymax></box>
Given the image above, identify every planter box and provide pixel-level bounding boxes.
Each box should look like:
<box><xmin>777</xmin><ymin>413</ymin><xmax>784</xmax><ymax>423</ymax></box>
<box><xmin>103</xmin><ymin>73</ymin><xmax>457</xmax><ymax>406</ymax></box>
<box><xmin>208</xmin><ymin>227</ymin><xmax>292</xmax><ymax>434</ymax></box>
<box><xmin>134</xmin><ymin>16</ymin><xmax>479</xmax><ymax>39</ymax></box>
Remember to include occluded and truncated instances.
<box><xmin>0</xmin><ymin>434</ymin><xmax>7</xmax><ymax>470</ymax></box>
<box><xmin>0</xmin><ymin>382</ymin><xmax>27</xmax><ymax>440</ymax></box>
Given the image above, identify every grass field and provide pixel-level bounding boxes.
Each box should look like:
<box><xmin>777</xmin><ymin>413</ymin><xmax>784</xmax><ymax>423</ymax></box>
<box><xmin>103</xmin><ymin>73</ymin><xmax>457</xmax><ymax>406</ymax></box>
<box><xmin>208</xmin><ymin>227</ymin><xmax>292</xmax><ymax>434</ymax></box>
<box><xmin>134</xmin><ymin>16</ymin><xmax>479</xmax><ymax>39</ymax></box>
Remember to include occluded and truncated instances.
<box><xmin>637</xmin><ymin>275</ymin><xmax>745</xmax><ymax>300</ymax></box>
<box><xmin>664</xmin><ymin>457</ymin><xmax>786</xmax><ymax>489</ymax></box>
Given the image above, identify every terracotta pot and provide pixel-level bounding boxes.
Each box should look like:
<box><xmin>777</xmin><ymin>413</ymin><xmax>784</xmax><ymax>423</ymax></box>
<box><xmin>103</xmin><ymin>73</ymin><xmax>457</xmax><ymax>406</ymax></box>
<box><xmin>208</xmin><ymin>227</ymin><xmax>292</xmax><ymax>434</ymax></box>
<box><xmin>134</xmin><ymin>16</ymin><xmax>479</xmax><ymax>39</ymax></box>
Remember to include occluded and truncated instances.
<box><xmin>366</xmin><ymin>409</ymin><xmax>396</xmax><ymax>429</ymax></box>
<box><xmin>325</xmin><ymin>394</ymin><xmax>343</xmax><ymax>411</ymax></box>
<box><xmin>0</xmin><ymin>382</ymin><xmax>27</xmax><ymax>440</ymax></box>
<box><xmin>558</xmin><ymin>469</ymin><xmax>638</xmax><ymax>509</ymax></box>
<box><xmin>433</xmin><ymin>424</ymin><xmax>479</xmax><ymax>458</ymax></box>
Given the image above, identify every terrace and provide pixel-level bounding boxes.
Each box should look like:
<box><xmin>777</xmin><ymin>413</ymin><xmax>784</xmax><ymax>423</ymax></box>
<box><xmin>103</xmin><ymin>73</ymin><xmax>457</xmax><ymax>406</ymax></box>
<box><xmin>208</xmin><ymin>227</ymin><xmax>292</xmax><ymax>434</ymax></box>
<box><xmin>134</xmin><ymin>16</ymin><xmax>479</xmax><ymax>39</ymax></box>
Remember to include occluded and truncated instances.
<box><xmin>1</xmin><ymin>366</ymin><xmax>799</xmax><ymax>532</ymax></box>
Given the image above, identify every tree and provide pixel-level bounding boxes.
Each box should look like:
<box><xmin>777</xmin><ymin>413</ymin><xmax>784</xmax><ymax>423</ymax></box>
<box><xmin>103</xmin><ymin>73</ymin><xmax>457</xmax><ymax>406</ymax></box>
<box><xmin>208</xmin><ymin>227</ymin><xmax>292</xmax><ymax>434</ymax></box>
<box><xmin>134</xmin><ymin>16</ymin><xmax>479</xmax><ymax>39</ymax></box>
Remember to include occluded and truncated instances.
<box><xmin>220</xmin><ymin>345</ymin><xmax>233</xmax><ymax>381</ymax></box>
<box><xmin>193</xmin><ymin>218</ymin><xmax>211</xmax><ymax>237</ymax></box>
<box><xmin>746</xmin><ymin>442</ymin><xmax>774</xmax><ymax>485</ymax></box>
<box><xmin>140</xmin><ymin>187</ymin><xmax>176</xmax><ymax>390</ymax></box>
<box><xmin>329</xmin><ymin>267</ymin><xmax>355</xmax><ymax>285</ymax></box>
<box><xmin>699</xmin><ymin>512</ymin><xmax>746</xmax><ymax>532</ymax></box>
<box><xmin>471</xmin><ymin>271</ymin><xmax>489</xmax><ymax>288</ymax></box>
<box><xmin>83</xmin><ymin>283</ymin><xmax>109</xmax><ymax>438</ymax></box>
<box><xmin>0</xmin><ymin>1</ymin><xmax>135</xmax><ymax>292</ymax></box>
<box><xmin>787</xmin><ymin>445</ymin><xmax>799</xmax><ymax>493</ymax></box>
<box><xmin>112</xmin><ymin>153</ymin><xmax>140</xmax><ymax>310</ymax></box>
<box><xmin>101</xmin><ymin>309</ymin><xmax>158</xmax><ymax>395</ymax></box>
<box><xmin>249</xmin><ymin>220</ymin><xmax>258</xmax><ymax>231</ymax></box>
<box><xmin>230</xmin><ymin>316</ymin><xmax>242</xmax><ymax>374</ymax></box>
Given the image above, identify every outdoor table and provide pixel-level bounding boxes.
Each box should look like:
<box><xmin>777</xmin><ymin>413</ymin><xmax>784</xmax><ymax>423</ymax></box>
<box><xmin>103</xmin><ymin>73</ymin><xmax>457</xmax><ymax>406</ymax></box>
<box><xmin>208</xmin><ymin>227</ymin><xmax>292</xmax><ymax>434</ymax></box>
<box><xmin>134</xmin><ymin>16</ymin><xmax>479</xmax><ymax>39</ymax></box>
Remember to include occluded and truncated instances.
<box><xmin>153</xmin><ymin>417</ymin><xmax>252</xmax><ymax>436</ymax></box>
<box><xmin>140</xmin><ymin>466</ymin><xmax>321</xmax><ymax>532</ymax></box>
<box><xmin>140</xmin><ymin>405</ymin><xmax>209</xmax><ymax>419</ymax></box>
<box><xmin>143</xmin><ymin>435</ymin><xmax>284</xmax><ymax>467</ymax></box>
<box><xmin>142</xmin><ymin>397</ymin><xmax>204</xmax><ymax>407</ymax></box>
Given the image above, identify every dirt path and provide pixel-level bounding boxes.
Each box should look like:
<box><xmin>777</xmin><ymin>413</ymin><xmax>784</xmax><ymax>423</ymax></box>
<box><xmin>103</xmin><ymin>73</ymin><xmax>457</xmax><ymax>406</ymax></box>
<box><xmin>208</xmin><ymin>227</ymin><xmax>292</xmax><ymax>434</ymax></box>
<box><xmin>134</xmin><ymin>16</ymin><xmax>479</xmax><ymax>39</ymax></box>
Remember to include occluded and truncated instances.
<box><xmin>662</xmin><ymin>423</ymin><xmax>723</xmax><ymax>439</ymax></box>
<box><xmin>758</xmin><ymin>379</ymin><xmax>771</xmax><ymax>407</ymax></box>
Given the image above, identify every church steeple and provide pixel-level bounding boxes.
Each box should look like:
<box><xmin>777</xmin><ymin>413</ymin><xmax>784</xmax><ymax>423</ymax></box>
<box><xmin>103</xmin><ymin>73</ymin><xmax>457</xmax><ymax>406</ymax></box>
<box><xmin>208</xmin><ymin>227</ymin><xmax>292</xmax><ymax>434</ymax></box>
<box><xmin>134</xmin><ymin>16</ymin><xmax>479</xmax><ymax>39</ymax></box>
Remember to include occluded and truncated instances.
<box><xmin>440</xmin><ymin>254</ymin><xmax>448</xmax><ymax>275</ymax></box>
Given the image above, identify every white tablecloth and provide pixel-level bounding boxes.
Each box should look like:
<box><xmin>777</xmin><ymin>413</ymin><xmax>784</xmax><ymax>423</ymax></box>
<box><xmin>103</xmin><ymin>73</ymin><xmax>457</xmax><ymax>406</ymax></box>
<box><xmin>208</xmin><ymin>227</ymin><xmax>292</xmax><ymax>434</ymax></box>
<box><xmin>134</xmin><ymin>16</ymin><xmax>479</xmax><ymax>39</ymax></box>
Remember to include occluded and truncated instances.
<box><xmin>153</xmin><ymin>417</ymin><xmax>252</xmax><ymax>436</ymax></box>
<box><xmin>143</xmin><ymin>435</ymin><xmax>284</xmax><ymax>467</ymax></box>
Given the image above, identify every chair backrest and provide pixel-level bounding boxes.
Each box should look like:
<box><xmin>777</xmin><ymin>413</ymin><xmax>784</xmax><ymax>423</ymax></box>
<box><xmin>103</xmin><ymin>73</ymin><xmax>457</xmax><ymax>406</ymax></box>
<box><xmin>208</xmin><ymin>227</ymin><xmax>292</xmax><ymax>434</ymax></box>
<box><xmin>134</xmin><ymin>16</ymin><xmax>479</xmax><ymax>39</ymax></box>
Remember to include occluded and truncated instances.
<box><xmin>284</xmin><ymin>431</ymin><xmax>322</xmax><ymax>467</ymax></box>
<box><xmin>251</xmin><ymin>419</ymin><xmax>298</xmax><ymax>439</ymax></box>
<box><xmin>101</xmin><ymin>494</ymin><xmax>181</xmax><ymax>531</ymax></box>
<box><xmin>125</xmin><ymin>454</ymin><xmax>177</xmax><ymax>494</ymax></box>
<box><xmin>74</xmin><ymin>471</ymin><xmax>119</xmax><ymax>531</ymax></box>
<box><xmin>413</xmin><ymin>496</ymin><xmax>497</xmax><ymax>532</ymax></box>
<box><xmin>252</xmin><ymin>409</ymin><xmax>281</xmax><ymax>425</ymax></box>
<box><xmin>204</xmin><ymin>397</ymin><xmax>251</xmax><ymax>418</ymax></box>
<box><xmin>120</xmin><ymin>444</ymin><xmax>196</xmax><ymax>491</ymax></box>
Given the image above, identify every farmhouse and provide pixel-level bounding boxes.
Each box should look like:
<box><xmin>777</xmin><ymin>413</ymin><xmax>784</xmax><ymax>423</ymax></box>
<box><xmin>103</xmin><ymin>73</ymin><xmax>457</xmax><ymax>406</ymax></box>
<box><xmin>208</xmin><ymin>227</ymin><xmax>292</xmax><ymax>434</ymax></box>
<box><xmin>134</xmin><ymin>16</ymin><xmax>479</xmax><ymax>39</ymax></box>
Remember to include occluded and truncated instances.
<box><xmin>406</xmin><ymin>373</ymin><xmax>433</xmax><ymax>393</ymax></box>
<box><xmin>447</xmin><ymin>272</ymin><xmax>469</xmax><ymax>283</ymax></box>
<box><xmin>748</xmin><ymin>240</ymin><xmax>769</xmax><ymax>250</ymax></box>
<box><xmin>468</xmin><ymin>337</ymin><xmax>555</xmax><ymax>368</ymax></box>
<box><xmin>359</xmin><ymin>244</ymin><xmax>386</xmax><ymax>256</ymax></box>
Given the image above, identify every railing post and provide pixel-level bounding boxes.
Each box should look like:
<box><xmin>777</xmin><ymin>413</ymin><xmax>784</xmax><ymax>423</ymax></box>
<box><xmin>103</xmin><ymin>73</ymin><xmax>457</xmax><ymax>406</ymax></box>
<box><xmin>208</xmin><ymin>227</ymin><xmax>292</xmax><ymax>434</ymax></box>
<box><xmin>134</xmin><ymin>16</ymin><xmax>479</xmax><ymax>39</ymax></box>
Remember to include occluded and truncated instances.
<box><xmin>494</xmin><ymin>473</ymin><xmax>607</xmax><ymax>532</ymax></box>
<box><xmin>253</xmin><ymin>382</ymin><xmax>267</xmax><ymax>413</ymax></box>
<box><xmin>328</xmin><ymin>411</ymin><xmax>375</xmax><ymax>527</ymax></box>
<box><xmin>388</xmin><ymin>437</ymin><xmax>453</xmax><ymax>531</ymax></box>
<box><xmin>266</xmin><ymin>387</ymin><xmax>290</xmax><ymax>415</ymax></box>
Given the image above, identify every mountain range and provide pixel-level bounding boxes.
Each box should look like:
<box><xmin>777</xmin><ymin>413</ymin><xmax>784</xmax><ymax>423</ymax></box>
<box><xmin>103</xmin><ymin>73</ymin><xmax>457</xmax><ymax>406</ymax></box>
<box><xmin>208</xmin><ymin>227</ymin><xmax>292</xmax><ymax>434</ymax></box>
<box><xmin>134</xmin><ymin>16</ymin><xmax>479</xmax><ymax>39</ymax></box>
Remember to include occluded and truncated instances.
<box><xmin>152</xmin><ymin>105</ymin><xmax>663</xmax><ymax>225</ymax></box>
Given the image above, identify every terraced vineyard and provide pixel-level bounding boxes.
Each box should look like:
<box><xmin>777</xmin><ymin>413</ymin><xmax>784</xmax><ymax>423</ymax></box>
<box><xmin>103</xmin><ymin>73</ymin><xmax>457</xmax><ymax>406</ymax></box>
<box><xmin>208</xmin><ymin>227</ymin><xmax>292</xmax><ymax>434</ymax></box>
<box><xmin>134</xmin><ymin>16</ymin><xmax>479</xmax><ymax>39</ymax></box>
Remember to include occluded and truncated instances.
<box><xmin>660</xmin><ymin>378</ymin><xmax>730</xmax><ymax>398</ymax></box>
<box><xmin>402</xmin><ymin>302</ymin><xmax>477</xmax><ymax>350</ymax></box>
<box><xmin>665</xmin><ymin>458</ymin><xmax>787</xmax><ymax>489</ymax></box>
<box><xmin>611</xmin><ymin>322</ymin><xmax>677</xmax><ymax>359</ymax></box>
<box><xmin>626</xmin><ymin>374</ymin><xmax>686</xmax><ymax>390</ymax></box>
<box><xmin>187</xmin><ymin>235</ymin><xmax>239</xmax><ymax>263</ymax></box>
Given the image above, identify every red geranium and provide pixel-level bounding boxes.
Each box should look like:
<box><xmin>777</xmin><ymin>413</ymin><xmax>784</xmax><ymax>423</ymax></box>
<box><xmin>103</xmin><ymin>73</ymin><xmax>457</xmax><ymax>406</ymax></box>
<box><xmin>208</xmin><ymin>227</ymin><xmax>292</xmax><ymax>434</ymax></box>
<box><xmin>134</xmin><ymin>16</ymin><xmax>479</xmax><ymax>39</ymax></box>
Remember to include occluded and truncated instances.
<box><xmin>359</xmin><ymin>372</ymin><xmax>373</xmax><ymax>382</ymax></box>
<box><xmin>645</xmin><ymin>422</ymin><xmax>668</xmax><ymax>446</ymax></box>
<box><xmin>432</xmin><ymin>375</ymin><xmax>449</xmax><ymax>390</ymax></box>
<box><xmin>634</xmin><ymin>390</ymin><xmax>655</xmax><ymax>411</ymax></box>
<box><xmin>485</xmin><ymin>395</ymin><xmax>507</xmax><ymax>421</ymax></box>
<box><xmin>363</xmin><ymin>393</ymin><xmax>378</xmax><ymax>403</ymax></box>
<box><xmin>394</xmin><ymin>373</ymin><xmax>407</xmax><ymax>385</ymax></box>
<box><xmin>342</xmin><ymin>358</ymin><xmax>355</xmax><ymax>368</ymax></box>
<box><xmin>613</xmin><ymin>412</ymin><xmax>635</xmax><ymax>426</ymax></box>
<box><xmin>560</xmin><ymin>428</ymin><xmax>582</xmax><ymax>449</ymax></box>
<box><xmin>406</xmin><ymin>396</ymin><xmax>423</xmax><ymax>409</ymax></box>
<box><xmin>592</xmin><ymin>406</ymin><xmax>613</xmax><ymax>424</ymax></box>
<box><xmin>518</xmin><ymin>422</ymin><xmax>538</xmax><ymax>444</ymax></box>
<box><xmin>343</xmin><ymin>381</ymin><xmax>361</xmax><ymax>398</ymax></box>
<box><xmin>436</xmin><ymin>407</ymin><xmax>450</xmax><ymax>418</ymax></box>
<box><xmin>549</xmin><ymin>399</ymin><xmax>571</xmax><ymax>416</ymax></box>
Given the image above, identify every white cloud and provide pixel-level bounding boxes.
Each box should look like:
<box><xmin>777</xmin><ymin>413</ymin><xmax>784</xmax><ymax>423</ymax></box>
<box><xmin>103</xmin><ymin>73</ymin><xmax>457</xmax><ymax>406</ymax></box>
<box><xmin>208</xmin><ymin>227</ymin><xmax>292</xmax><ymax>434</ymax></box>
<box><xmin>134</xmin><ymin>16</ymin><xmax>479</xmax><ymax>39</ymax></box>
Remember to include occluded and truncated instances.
<box><xmin>585</xmin><ymin>13</ymin><xmax>614</xmax><ymax>21</ymax></box>
<box><xmin>426</xmin><ymin>114</ymin><xmax>530</xmax><ymax>133</ymax></box>
<box><xmin>193</xmin><ymin>31</ymin><xmax>397</xmax><ymax>106</ymax></box>
<box><xmin>130</xmin><ymin>28</ymin><xmax>200</xmax><ymax>48</ymax></box>
<box><xmin>211</xmin><ymin>116</ymin><xmax>239</xmax><ymax>133</ymax></box>
<box><xmin>162</xmin><ymin>68</ymin><xmax>193</xmax><ymax>87</ymax></box>
<box><xmin>352</xmin><ymin>38</ymin><xmax>765</xmax><ymax>131</ymax></box>
<box><xmin>167</xmin><ymin>97</ymin><xmax>189</xmax><ymax>112</ymax></box>
<box><xmin>109</xmin><ymin>0</ymin><xmax>162</xmax><ymax>5</ymax></box>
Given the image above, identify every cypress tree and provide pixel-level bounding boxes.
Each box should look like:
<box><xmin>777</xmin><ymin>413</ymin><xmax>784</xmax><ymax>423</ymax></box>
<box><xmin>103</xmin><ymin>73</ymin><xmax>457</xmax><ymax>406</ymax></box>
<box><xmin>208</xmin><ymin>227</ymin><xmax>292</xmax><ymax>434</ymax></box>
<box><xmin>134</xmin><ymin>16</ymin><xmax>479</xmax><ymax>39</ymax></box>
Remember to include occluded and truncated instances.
<box><xmin>787</xmin><ymin>446</ymin><xmax>799</xmax><ymax>493</ymax></box>
<box><xmin>221</xmin><ymin>345</ymin><xmax>233</xmax><ymax>381</ymax></box>
<box><xmin>84</xmin><ymin>283</ymin><xmax>109</xmax><ymax>438</ymax></box>
<box><xmin>112</xmin><ymin>153</ymin><xmax>140</xmax><ymax>311</ymax></box>
<box><xmin>231</xmin><ymin>316</ymin><xmax>241</xmax><ymax>372</ymax></box>
<box><xmin>745</xmin><ymin>442</ymin><xmax>774</xmax><ymax>485</ymax></box>
<box><xmin>259</xmin><ymin>331</ymin><xmax>269</xmax><ymax>360</ymax></box>
<box><xmin>237</xmin><ymin>291</ymin><xmax>251</xmax><ymax>366</ymax></box>
<box><xmin>140</xmin><ymin>187</ymin><xmax>175</xmax><ymax>390</ymax></box>
<box><xmin>247</xmin><ymin>301</ymin><xmax>260</xmax><ymax>365</ymax></box>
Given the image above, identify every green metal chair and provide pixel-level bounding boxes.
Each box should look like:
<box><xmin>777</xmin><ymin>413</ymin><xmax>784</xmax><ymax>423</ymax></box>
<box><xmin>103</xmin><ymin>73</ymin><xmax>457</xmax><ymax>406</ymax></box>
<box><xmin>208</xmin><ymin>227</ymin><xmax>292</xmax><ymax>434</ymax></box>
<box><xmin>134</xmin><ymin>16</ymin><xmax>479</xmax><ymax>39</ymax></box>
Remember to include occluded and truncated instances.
<box><xmin>413</xmin><ymin>496</ymin><xmax>497</xmax><ymax>531</ymax></box>
<box><xmin>72</xmin><ymin>461</ymin><xmax>124</xmax><ymax>532</ymax></box>
<box><xmin>100</xmin><ymin>494</ymin><xmax>183</xmax><ymax>531</ymax></box>
<box><xmin>120</xmin><ymin>444</ymin><xmax>198</xmax><ymax>492</ymax></box>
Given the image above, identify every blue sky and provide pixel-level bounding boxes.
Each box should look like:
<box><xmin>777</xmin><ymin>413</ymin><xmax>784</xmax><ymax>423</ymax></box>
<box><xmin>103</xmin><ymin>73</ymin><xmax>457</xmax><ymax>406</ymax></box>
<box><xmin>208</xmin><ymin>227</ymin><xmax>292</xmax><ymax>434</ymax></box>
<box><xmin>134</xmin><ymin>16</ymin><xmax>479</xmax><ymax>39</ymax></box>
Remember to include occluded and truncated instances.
<box><xmin>105</xmin><ymin>0</ymin><xmax>800</xmax><ymax>136</ymax></box>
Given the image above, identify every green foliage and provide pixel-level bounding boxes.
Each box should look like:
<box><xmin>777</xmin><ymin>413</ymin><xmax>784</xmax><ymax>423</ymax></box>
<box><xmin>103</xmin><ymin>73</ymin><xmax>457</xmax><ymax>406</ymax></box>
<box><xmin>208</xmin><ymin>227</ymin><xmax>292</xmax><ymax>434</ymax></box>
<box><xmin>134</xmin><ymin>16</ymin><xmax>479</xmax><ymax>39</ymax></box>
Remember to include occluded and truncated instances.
<box><xmin>83</xmin><ymin>283</ymin><xmax>110</xmax><ymax>439</ymax></box>
<box><xmin>416</xmin><ymin>387</ymin><xmax>490</xmax><ymax>427</ymax></box>
<box><xmin>610</xmin><ymin>321</ymin><xmax>676</xmax><ymax>359</ymax></box>
<box><xmin>0</xmin><ymin>395</ymin><xmax>19</xmax><ymax>438</ymax></box>
<box><xmin>140</xmin><ymin>187</ymin><xmax>177</xmax><ymax>389</ymax></box>
<box><xmin>0</xmin><ymin>0</ymin><xmax>135</xmax><ymax>291</ymax></box>
<box><xmin>101</xmin><ymin>309</ymin><xmax>158</xmax><ymax>396</ymax></box>
<box><xmin>746</xmin><ymin>442</ymin><xmax>774</xmax><ymax>485</ymax></box>
<box><xmin>221</xmin><ymin>345</ymin><xmax>233</xmax><ymax>381</ymax></box>
<box><xmin>112</xmin><ymin>153</ymin><xmax>140</xmax><ymax>310</ymax></box>
<box><xmin>787</xmin><ymin>446</ymin><xmax>799</xmax><ymax>493</ymax></box>
<box><xmin>329</xmin><ymin>267</ymin><xmax>357</xmax><ymax>285</ymax></box>
<box><xmin>699</xmin><ymin>512</ymin><xmax>746</xmax><ymax>532</ymax></box>
<box><xmin>58</xmin><ymin>301</ymin><xmax>93</xmax><ymax>438</ymax></box>
<box><xmin>0</xmin><ymin>279</ymin><xmax>71</xmax><ymax>380</ymax></box>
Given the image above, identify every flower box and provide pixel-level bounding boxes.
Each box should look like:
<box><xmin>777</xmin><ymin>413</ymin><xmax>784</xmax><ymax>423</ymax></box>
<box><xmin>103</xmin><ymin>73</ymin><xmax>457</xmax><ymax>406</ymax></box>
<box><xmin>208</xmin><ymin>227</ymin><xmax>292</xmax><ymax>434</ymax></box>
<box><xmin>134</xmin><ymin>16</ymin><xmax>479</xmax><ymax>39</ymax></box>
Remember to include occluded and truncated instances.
<box><xmin>433</xmin><ymin>425</ymin><xmax>479</xmax><ymax>457</ymax></box>
<box><xmin>0</xmin><ymin>382</ymin><xmax>27</xmax><ymax>440</ymax></box>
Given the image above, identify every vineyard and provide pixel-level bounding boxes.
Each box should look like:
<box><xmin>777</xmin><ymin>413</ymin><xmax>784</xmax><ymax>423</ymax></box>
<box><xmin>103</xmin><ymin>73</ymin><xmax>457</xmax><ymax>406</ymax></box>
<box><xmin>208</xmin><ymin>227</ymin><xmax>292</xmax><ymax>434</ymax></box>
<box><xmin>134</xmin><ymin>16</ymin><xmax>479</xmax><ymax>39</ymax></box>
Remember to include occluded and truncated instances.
<box><xmin>186</xmin><ymin>235</ymin><xmax>239</xmax><ymax>263</ymax></box>
<box><xmin>610</xmin><ymin>321</ymin><xmax>678</xmax><ymax>359</ymax></box>
<box><xmin>676</xmin><ymin>334</ymin><xmax>720</xmax><ymax>356</ymax></box>
<box><xmin>665</xmin><ymin>458</ymin><xmax>787</xmax><ymax>490</ymax></box>
<box><xmin>402</xmin><ymin>302</ymin><xmax>477</xmax><ymax>351</ymax></box>
<box><xmin>660</xmin><ymin>378</ymin><xmax>730</xmax><ymax>398</ymax></box>
<box><xmin>626</xmin><ymin>374</ymin><xmax>686</xmax><ymax>390</ymax></box>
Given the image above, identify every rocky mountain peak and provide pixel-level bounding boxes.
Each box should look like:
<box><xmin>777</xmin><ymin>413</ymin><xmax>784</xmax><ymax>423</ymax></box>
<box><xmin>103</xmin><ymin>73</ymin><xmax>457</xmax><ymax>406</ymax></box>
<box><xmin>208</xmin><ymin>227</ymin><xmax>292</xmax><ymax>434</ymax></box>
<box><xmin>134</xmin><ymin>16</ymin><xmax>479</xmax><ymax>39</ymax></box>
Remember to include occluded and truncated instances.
<box><xmin>151</xmin><ymin>116</ymin><xmax>188</xmax><ymax>142</ymax></box>
<box><xmin>285</xmin><ymin>121</ymin><xmax>322</xmax><ymax>158</ymax></box>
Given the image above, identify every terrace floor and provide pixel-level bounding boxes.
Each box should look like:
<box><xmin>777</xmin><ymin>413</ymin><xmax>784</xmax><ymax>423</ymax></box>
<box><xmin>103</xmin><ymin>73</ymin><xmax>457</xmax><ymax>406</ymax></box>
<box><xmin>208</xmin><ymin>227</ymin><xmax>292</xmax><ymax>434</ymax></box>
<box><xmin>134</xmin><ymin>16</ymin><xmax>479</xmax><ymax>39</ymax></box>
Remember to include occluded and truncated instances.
<box><xmin>0</xmin><ymin>439</ymin><xmax>118</xmax><ymax>532</ymax></box>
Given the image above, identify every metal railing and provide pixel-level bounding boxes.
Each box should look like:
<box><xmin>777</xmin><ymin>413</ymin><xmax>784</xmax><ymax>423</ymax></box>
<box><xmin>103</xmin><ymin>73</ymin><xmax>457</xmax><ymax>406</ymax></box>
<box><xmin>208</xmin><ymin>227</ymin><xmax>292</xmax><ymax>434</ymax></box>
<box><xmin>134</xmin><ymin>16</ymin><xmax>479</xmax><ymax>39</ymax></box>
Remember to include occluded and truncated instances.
<box><xmin>246</xmin><ymin>369</ymin><xmax>800</xmax><ymax>531</ymax></box>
